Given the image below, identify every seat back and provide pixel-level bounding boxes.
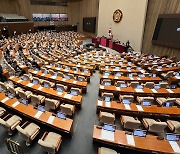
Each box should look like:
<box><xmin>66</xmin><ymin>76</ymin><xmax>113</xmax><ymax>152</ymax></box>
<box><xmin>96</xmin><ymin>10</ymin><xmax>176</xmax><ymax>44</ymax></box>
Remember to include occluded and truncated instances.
<box><xmin>144</xmin><ymin>82</ymin><xmax>155</xmax><ymax>89</ymax></box>
<box><xmin>160</xmin><ymin>82</ymin><xmax>168</xmax><ymax>88</ymax></box>
<box><xmin>31</xmin><ymin>94</ymin><xmax>40</xmax><ymax>105</ymax></box>
<box><xmin>56</xmin><ymin>84</ymin><xmax>66</xmax><ymax>92</ymax></box>
<box><xmin>8</xmin><ymin>85</ymin><xmax>16</xmax><ymax>96</ymax></box>
<box><xmin>57</xmin><ymin>72</ymin><xmax>64</xmax><ymax>78</ymax></box>
<box><xmin>45</xmin><ymin>98</ymin><xmax>57</xmax><ymax>110</ymax></box>
<box><xmin>67</xmin><ymin>74</ymin><xmax>74</xmax><ymax>79</ymax></box>
<box><xmin>121</xmin><ymin>95</ymin><xmax>134</xmax><ymax>102</ymax></box>
<box><xmin>102</xmin><ymin>93</ymin><xmax>114</xmax><ymax>101</ymax></box>
<box><xmin>32</xmin><ymin>77</ymin><xmax>40</xmax><ymax>85</ymax></box>
<box><xmin>49</xmin><ymin>70</ymin><xmax>55</xmax><ymax>76</ymax></box>
<box><xmin>101</xmin><ymin>79</ymin><xmax>111</xmax><ymax>86</ymax></box>
<box><xmin>130</xmin><ymin>81</ymin><xmax>139</xmax><ymax>88</ymax></box>
<box><xmin>77</xmin><ymin>76</ymin><xmax>85</xmax><ymax>82</ymax></box>
<box><xmin>6</xmin><ymin>138</ymin><xmax>23</xmax><ymax>154</ymax></box>
<box><xmin>18</xmin><ymin>90</ymin><xmax>27</xmax><ymax>99</ymax></box>
<box><xmin>70</xmin><ymin>87</ymin><xmax>81</xmax><ymax>95</ymax></box>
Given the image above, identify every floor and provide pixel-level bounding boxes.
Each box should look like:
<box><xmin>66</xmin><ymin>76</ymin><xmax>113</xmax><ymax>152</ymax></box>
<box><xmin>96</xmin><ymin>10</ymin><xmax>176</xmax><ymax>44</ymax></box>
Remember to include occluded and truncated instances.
<box><xmin>0</xmin><ymin>39</ymin><xmax>149</xmax><ymax>154</ymax></box>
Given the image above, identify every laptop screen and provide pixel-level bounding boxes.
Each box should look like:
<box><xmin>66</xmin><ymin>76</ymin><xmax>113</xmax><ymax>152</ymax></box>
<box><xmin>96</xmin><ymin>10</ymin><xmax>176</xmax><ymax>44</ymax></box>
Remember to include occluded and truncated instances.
<box><xmin>54</xmin><ymin>73</ymin><xmax>58</xmax><ymax>77</ymax></box>
<box><xmin>140</xmin><ymin>74</ymin><xmax>145</xmax><ymax>78</ymax></box>
<box><xmin>65</xmin><ymin>66</ymin><xmax>69</xmax><ymax>70</ymax></box>
<box><xmin>142</xmin><ymin>101</ymin><xmax>151</xmax><ymax>106</ymax></box>
<box><xmin>104</xmin><ymin>72</ymin><xmax>110</xmax><ymax>76</ymax></box>
<box><xmin>7</xmin><ymin>92</ymin><xmax>14</xmax><ymax>99</ymax></box>
<box><xmin>134</xmin><ymin>129</ymin><xmax>147</xmax><ymax>137</ymax></box>
<box><xmin>37</xmin><ymin>105</ymin><xmax>45</xmax><ymax>112</ymax></box>
<box><xmin>122</xmin><ymin>99</ymin><xmax>131</xmax><ymax>104</ymax></box>
<box><xmin>57</xmin><ymin>112</ymin><xmax>66</xmax><ymax>120</ymax></box>
<box><xmin>126</xmin><ymin>67</ymin><xmax>131</xmax><ymax>70</ymax></box>
<box><xmin>44</xmin><ymin>70</ymin><xmax>47</xmax><ymax>74</ymax></box>
<box><xmin>152</xmin><ymin>74</ymin><xmax>157</xmax><ymax>77</ymax></box>
<box><xmin>115</xmin><ymin>67</ymin><xmax>120</xmax><ymax>70</ymax></box>
<box><xmin>166</xmin><ymin>133</ymin><xmax>179</xmax><ymax>141</ymax></box>
<box><xmin>103</xmin><ymin>124</ymin><xmax>115</xmax><ymax>132</ymax></box>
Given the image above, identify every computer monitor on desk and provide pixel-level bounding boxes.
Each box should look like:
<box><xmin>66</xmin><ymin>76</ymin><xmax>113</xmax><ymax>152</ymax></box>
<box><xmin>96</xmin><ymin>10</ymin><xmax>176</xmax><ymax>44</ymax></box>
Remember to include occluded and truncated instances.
<box><xmin>57</xmin><ymin>112</ymin><xmax>66</xmax><ymax>120</ymax></box>
<box><xmin>163</xmin><ymin>101</ymin><xmax>173</xmax><ymax>108</ymax></box>
<box><xmin>70</xmin><ymin>90</ymin><xmax>78</xmax><ymax>96</ymax></box>
<box><xmin>103</xmin><ymin>123</ymin><xmax>116</xmax><ymax>132</ymax></box>
<box><xmin>134</xmin><ymin>129</ymin><xmax>147</xmax><ymax>137</ymax></box>
<box><xmin>166</xmin><ymin>133</ymin><xmax>179</xmax><ymax>141</ymax></box>
<box><xmin>37</xmin><ymin>105</ymin><xmax>45</xmax><ymax>112</ymax></box>
<box><xmin>122</xmin><ymin>99</ymin><xmax>131</xmax><ymax>105</ymax></box>
<box><xmin>142</xmin><ymin>101</ymin><xmax>151</xmax><ymax>106</ymax></box>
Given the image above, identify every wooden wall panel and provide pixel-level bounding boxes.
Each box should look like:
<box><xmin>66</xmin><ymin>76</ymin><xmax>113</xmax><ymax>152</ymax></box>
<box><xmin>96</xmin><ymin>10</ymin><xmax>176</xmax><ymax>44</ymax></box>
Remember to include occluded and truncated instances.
<box><xmin>142</xmin><ymin>0</ymin><xmax>180</xmax><ymax>61</ymax></box>
<box><xmin>0</xmin><ymin>0</ymin><xmax>17</xmax><ymax>14</ymax></box>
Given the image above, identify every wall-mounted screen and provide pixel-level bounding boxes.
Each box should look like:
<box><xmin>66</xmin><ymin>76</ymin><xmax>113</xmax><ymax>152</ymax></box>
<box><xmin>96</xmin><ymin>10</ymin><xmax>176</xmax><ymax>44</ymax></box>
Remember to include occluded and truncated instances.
<box><xmin>42</xmin><ymin>14</ymin><xmax>51</xmax><ymax>21</ymax></box>
<box><xmin>60</xmin><ymin>14</ymin><xmax>68</xmax><ymax>21</ymax></box>
<box><xmin>32</xmin><ymin>14</ymin><xmax>43</xmax><ymax>21</ymax></box>
<box><xmin>152</xmin><ymin>14</ymin><xmax>180</xmax><ymax>49</ymax></box>
<box><xmin>51</xmin><ymin>14</ymin><xmax>60</xmax><ymax>21</ymax></box>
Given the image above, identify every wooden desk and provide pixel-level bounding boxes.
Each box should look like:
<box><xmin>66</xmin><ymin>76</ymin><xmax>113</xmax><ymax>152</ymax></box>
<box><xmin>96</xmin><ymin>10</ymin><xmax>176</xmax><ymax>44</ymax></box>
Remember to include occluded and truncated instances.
<box><xmin>168</xmin><ymin>76</ymin><xmax>180</xmax><ymax>85</ymax></box>
<box><xmin>153</xmin><ymin>66</ymin><xmax>180</xmax><ymax>74</ymax></box>
<box><xmin>99</xmin><ymin>85</ymin><xmax>180</xmax><ymax>97</ymax></box>
<box><xmin>30</xmin><ymin>70</ymin><xmax>88</xmax><ymax>93</ymax></box>
<box><xmin>96</xmin><ymin>100</ymin><xmax>180</xmax><ymax>119</ymax></box>
<box><xmin>93</xmin><ymin>125</ymin><xmax>180</xmax><ymax>154</ymax></box>
<box><xmin>0</xmin><ymin>93</ymin><xmax>73</xmax><ymax>135</ymax></box>
<box><xmin>9</xmin><ymin>77</ymin><xmax>82</xmax><ymax>108</ymax></box>
<box><xmin>100</xmin><ymin>68</ymin><xmax>146</xmax><ymax>74</ymax></box>
<box><xmin>45</xmin><ymin>65</ymin><xmax>91</xmax><ymax>83</ymax></box>
<box><xmin>100</xmin><ymin>75</ymin><xmax>162</xmax><ymax>84</ymax></box>
<box><xmin>39</xmin><ymin>54</ymin><xmax>54</xmax><ymax>63</ymax></box>
<box><xmin>141</xmin><ymin>60</ymin><xmax>172</xmax><ymax>69</ymax></box>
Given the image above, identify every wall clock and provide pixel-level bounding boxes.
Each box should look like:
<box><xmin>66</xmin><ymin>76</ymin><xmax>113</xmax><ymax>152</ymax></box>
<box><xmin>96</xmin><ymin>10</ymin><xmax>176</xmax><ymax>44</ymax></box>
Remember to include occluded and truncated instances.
<box><xmin>113</xmin><ymin>9</ymin><xmax>123</xmax><ymax>23</ymax></box>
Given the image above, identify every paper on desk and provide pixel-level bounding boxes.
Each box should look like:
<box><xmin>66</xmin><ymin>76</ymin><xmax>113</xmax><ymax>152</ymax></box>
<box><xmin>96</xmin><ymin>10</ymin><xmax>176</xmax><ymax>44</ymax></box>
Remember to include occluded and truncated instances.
<box><xmin>56</xmin><ymin>68</ymin><xmax>60</xmax><ymax>70</ymax></box>
<box><xmin>135</xmin><ymin>89</ymin><xmax>144</xmax><ymax>93</ymax></box>
<box><xmin>124</xmin><ymin>104</ymin><xmax>131</xmax><ymax>110</ymax></box>
<box><xmin>156</xmin><ymin>69</ymin><xmax>161</xmax><ymax>71</ymax></box>
<box><xmin>33</xmin><ymin>71</ymin><xmax>38</xmax><ymax>74</ymax></box>
<box><xmin>38</xmin><ymin>86</ymin><xmax>43</xmax><ymax>91</ymax></box>
<box><xmin>34</xmin><ymin>111</ymin><xmax>43</xmax><ymax>119</ymax></box>
<box><xmin>136</xmin><ymin>105</ymin><xmax>144</xmax><ymax>111</ymax></box>
<box><xmin>116</xmin><ymin>87</ymin><xmax>121</xmax><ymax>91</ymax></box>
<box><xmin>57</xmin><ymin>92</ymin><xmax>62</xmax><ymax>95</ymax></box>
<box><xmin>12</xmin><ymin>101</ymin><xmax>20</xmax><ymax>107</ymax></box>
<box><xmin>51</xmin><ymin>76</ymin><xmax>56</xmax><ymax>79</ymax></box>
<box><xmin>115</xmin><ymin>76</ymin><xmax>119</xmax><ymax>79</ymax></box>
<box><xmin>27</xmin><ymin>83</ymin><xmax>34</xmax><ymax>87</ymax></box>
<box><xmin>167</xmin><ymin>89</ymin><xmax>174</xmax><ymax>93</ymax></box>
<box><xmin>103</xmin><ymin>76</ymin><xmax>108</xmax><ymax>78</ymax></box>
<box><xmin>101</xmin><ymin>129</ymin><xmax>114</xmax><ymax>141</ymax></box>
<box><xmin>105</xmin><ymin>102</ymin><xmax>111</xmax><ymax>107</ymax></box>
<box><xmin>130</xmin><ymin>77</ymin><xmax>134</xmax><ymax>80</ymax></box>
<box><xmin>100</xmin><ymin>85</ymin><xmax>104</xmax><ymax>89</ymax></box>
<box><xmin>169</xmin><ymin>141</ymin><xmax>180</xmax><ymax>153</ymax></box>
<box><xmin>126</xmin><ymin>134</ymin><xmax>135</xmax><ymax>146</ymax></box>
<box><xmin>1</xmin><ymin>97</ymin><xmax>9</xmax><ymax>103</ymax></box>
<box><xmin>137</xmin><ymin>77</ymin><xmax>141</xmax><ymax>80</ymax></box>
<box><xmin>17</xmin><ymin>79</ymin><xmax>23</xmax><ymax>83</ymax></box>
<box><xmin>41</xmin><ymin>73</ymin><xmax>45</xmax><ymax>76</ymax></box>
<box><xmin>140</xmin><ymin>70</ymin><xmax>145</xmax><ymax>73</ymax></box>
<box><xmin>97</xmin><ymin>100</ymin><xmax>103</xmax><ymax>106</ymax></box>
<box><xmin>64</xmin><ymin>94</ymin><xmax>72</xmax><ymax>99</ymax></box>
<box><xmin>62</xmin><ymin>78</ymin><xmax>66</xmax><ymax>82</ymax></box>
<box><xmin>73</xmin><ymin>81</ymin><xmax>77</xmax><ymax>84</ymax></box>
<box><xmin>151</xmin><ymin>89</ymin><xmax>157</xmax><ymax>93</ymax></box>
<box><xmin>74</xmin><ymin>71</ymin><xmax>77</xmax><ymax>73</ymax></box>
<box><xmin>47</xmin><ymin>116</ymin><xmax>55</xmax><ymax>124</ymax></box>
<box><xmin>46</xmin><ymin>65</ymin><xmax>51</xmax><ymax>68</ymax></box>
<box><xmin>9</xmin><ymin>76</ymin><xmax>15</xmax><ymax>79</ymax></box>
<box><xmin>175</xmin><ymin>76</ymin><xmax>180</xmax><ymax>79</ymax></box>
<box><xmin>81</xmin><ymin>73</ymin><xmax>85</xmax><ymax>75</ymax></box>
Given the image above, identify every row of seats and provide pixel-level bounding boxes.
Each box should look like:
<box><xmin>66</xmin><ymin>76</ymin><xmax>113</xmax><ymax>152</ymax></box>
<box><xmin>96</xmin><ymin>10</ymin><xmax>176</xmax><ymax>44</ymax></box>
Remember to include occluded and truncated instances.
<box><xmin>0</xmin><ymin>108</ymin><xmax>62</xmax><ymax>153</ymax></box>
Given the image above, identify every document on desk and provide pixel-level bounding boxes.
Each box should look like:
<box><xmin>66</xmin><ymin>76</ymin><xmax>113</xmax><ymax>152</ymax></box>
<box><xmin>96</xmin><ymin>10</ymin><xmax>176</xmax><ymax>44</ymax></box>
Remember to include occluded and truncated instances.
<box><xmin>41</xmin><ymin>73</ymin><xmax>45</xmax><ymax>76</ymax></box>
<box><xmin>9</xmin><ymin>76</ymin><xmax>15</xmax><ymax>79</ymax></box>
<box><xmin>74</xmin><ymin>71</ymin><xmax>77</xmax><ymax>73</ymax></box>
<box><xmin>17</xmin><ymin>79</ymin><xmax>23</xmax><ymax>83</ymax></box>
<box><xmin>56</xmin><ymin>68</ymin><xmax>60</xmax><ymax>71</ymax></box>
<box><xmin>33</xmin><ymin>71</ymin><xmax>38</xmax><ymax>74</ymax></box>
<box><xmin>175</xmin><ymin>76</ymin><xmax>180</xmax><ymax>79</ymax></box>
<box><xmin>34</xmin><ymin>111</ymin><xmax>43</xmax><ymax>119</ymax></box>
<box><xmin>50</xmin><ymin>76</ymin><xmax>56</xmax><ymax>79</ymax></box>
<box><xmin>57</xmin><ymin>92</ymin><xmax>62</xmax><ymax>96</ymax></box>
<box><xmin>103</xmin><ymin>76</ymin><xmax>108</xmax><ymax>78</ymax></box>
<box><xmin>73</xmin><ymin>81</ymin><xmax>77</xmax><ymax>84</ymax></box>
<box><xmin>101</xmin><ymin>129</ymin><xmax>114</xmax><ymax>141</ymax></box>
<box><xmin>136</xmin><ymin>105</ymin><xmax>144</xmax><ymax>111</ymax></box>
<box><xmin>151</xmin><ymin>89</ymin><xmax>157</xmax><ymax>93</ymax></box>
<box><xmin>169</xmin><ymin>141</ymin><xmax>180</xmax><ymax>153</ymax></box>
<box><xmin>38</xmin><ymin>86</ymin><xmax>43</xmax><ymax>91</ymax></box>
<box><xmin>97</xmin><ymin>100</ymin><xmax>103</xmax><ymax>106</ymax></box>
<box><xmin>126</xmin><ymin>134</ymin><xmax>135</xmax><ymax>146</ymax></box>
<box><xmin>135</xmin><ymin>89</ymin><xmax>144</xmax><ymax>93</ymax></box>
<box><xmin>156</xmin><ymin>69</ymin><xmax>162</xmax><ymax>71</ymax></box>
<box><xmin>12</xmin><ymin>101</ymin><xmax>20</xmax><ymax>108</ymax></box>
<box><xmin>130</xmin><ymin>77</ymin><xmax>134</xmax><ymax>80</ymax></box>
<box><xmin>115</xmin><ymin>76</ymin><xmax>119</xmax><ymax>79</ymax></box>
<box><xmin>105</xmin><ymin>102</ymin><xmax>111</xmax><ymax>107</ymax></box>
<box><xmin>81</xmin><ymin>73</ymin><xmax>85</xmax><ymax>75</ymax></box>
<box><xmin>166</xmin><ymin>89</ymin><xmax>174</xmax><ymax>93</ymax></box>
<box><xmin>140</xmin><ymin>70</ymin><xmax>145</xmax><ymax>73</ymax></box>
<box><xmin>46</xmin><ymin>65</ymin><xmax>51</xmax><ymax>68</ymax></box>
<box><xmin>62</xmin><ymin>78</ymin><xmax>66</xmax><ymax>82</ymax></box>
<box><xmin>1</xmin><ymin>97</ymin><xmax>9</xmax><ymax>103</ymax></box>
<box><xmin>27</xmin><ymin>83</ymin><xmax>34</xmax><ymax>87</ymax></box>
<box><xmin>64</xmin><ymin>94</ymin><xmax>72</xmax><ymax>99</ymax></box>
<box><xmin>47</xmin><ymin>116</ymin><xmax>55</xmax><ymax>124</ymax></box>
<box><xmin>116</xmin><ymin>87</ymin><xmax>121</xmax><ymax>91</ymax></box>
<box><xmin>100</xmin><ymin>85</ymin><xmax>104</xmax><ymax>89</ymax></box>
<box><xmin>137</xmin><ymin>77</ymin><xmax>141</xmax><ymax>80</ymax></box>
<box><xmin>124</xmin><ymin>104</ymin><xmax>131</xmax><ymax>110</ymax></box>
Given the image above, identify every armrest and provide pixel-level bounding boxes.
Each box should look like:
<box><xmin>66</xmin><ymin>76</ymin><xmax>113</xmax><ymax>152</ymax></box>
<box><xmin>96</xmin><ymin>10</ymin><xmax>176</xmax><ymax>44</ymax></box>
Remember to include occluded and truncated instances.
<box><xmin>41</xmin><ymin>132</ymin><xmax>48</xmax><ymax>141</ymax></box>
<box><xmin>3</xmin><ymin>114</ymin><xmax>12</xmax><ymax>121</ymax></box>
<box><xmin>20</xmin><ymin>121</ymin><xmax>29</xmax><ymax>129</ymax></box>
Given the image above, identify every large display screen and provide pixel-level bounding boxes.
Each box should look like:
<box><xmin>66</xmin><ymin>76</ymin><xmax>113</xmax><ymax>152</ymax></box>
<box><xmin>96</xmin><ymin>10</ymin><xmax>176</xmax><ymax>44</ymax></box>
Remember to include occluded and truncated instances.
<box><xmin>152</xmin><ymin>14</ymin><xmax>180</xmax><ymax>49</ymax></box>
<box><xmin>60</xmin><ymin>13</ymin><xmax>68</xmax><ymax>21</ymax></box>
<box><xmin>32</xmin><ymin>13</ymin><xmax>68</xmax><ymax>21</ymax></box>
<box><xmin>32</xmin><ymin>14</ymin><xmax>43</xmax><ymax>21</ymax></box>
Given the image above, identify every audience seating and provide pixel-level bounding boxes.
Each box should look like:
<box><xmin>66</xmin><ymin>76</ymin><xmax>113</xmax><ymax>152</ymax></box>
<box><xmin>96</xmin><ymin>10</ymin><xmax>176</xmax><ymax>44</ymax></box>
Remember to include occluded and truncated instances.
<box><xmin>60</xmin><ymin>104</ymin><xmax>75</xmax><ymax>116</ymax></box>
<box><xmin>44</xmin><ymin>98</ymin><xmax>60</xmax><ymax>111</ymax></box>
<box><xmin>56</xmin><ymin>84</ymin><xmax>68</xmax><ymax>92</ymax></box>
<box><xmin>156</xmin><ymin>97</ymin><xmax>176</xmax><ymax>106</ymax></box>
<box><xmin>99</xmin><ymin>111</ymin><xmax>115</xmax><ymax>124</ymax></box>
<box><xmin>136</xmin><ymin>96</ymin><xmax>154</xmax><ymax>105</ymax></box>
<box><xmin>98</xmin><ymin>147</ymin><xmax>118</xmax><ymax>154</ymax></box>
<box><xmin>18</xmin><ymin>89</ymin><xmax>32</xmax><ymax>100</ymax></box>
<box><xmin>119</xmin><ymin>95</ymin><xmax>134</xmax><ymax>102</ymax></box>
<box><xmin>30</xmin><ymin>94</ymin><xmax>45</xmax><ymax>106</ymax></box>
<box><xmin>0</xmin><ymin>107</ymin><xmax>6</xmax><ymax>117</ymax></box>
<box><xmin>167</xmin><ymin>120</ymin><xmax>180</xmax><ymax>133</ymax></box>
<box><xmin>102</xmin><ymin>92</ymin><xmax>114</xmax><ymax>101</ymax></box>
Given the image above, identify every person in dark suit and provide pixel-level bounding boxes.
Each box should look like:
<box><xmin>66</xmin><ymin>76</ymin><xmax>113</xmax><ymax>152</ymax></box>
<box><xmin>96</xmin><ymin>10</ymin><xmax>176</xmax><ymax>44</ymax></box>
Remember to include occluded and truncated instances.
<box><xmin>0</xmin><ymin>65</ymin><xmax>6</xmax><ymax>82</ymax></box>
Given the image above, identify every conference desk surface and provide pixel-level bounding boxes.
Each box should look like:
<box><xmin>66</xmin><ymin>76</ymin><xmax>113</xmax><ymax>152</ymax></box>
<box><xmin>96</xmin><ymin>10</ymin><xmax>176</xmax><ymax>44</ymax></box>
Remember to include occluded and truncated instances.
<box><xmin>30</xmin><ymin>70</ymin><xmax>87</xmax><ymax>93</ymax></box>
<box><xmin>168</xmin><ymin>76</ymin><xmax>180</xmax><ymax>85</ymax></box>
<box><xmin>99</xmin><ymin>63</ymin><xmax>136</xmax><ymax>68</ymax></box>
<box><xmin>100</xmin><ymin>68</ymin><xmax>146</xmax><ymax>74</ymax></box>
<box><xmin>93</xmin><ymin>125</ymin><xmax>180</xmax><ymax>154</ymax></box>
<box><xmin>100</xmin><ymin>74</ymin><xmax>162</xmax><ymax>84</ymax></box>
<box><xmin>96</xmin><ymin>100</ymin><xmax>180</xmax><ymax>118</ymax></box>
<box><xmin>45</xmin><ymin>65</ymin><xmax>91</xmax><ymax>82</ymax></box>
<box><xmin>39</xmin><ymin>54</ymin><xmax>54</xmax><ymax>63</ymax></box>
<box><xmin>9</xmin><ymin>77</ymin><xmax>82</xmax><ymax>108</ymax></box>
<box><xmin>49</xmin><ymin>52</ymin><xmax>62</xmax><ymax>60</ymax></box>
<box><xmin>153</xmin><ymin>66</ymin><xmax>180</xmax><ymax>74</ymax></box>
<box><xmin>141</xmin><ymin>60</ymin><xmax>173</xmax><ymax>68</ymax></box>
<box><xmin>0</xmin><ymin>93</ymin><xmax>73</xmax><ymax>135</ymax></box>
<box><xmin>99</xmin><ymin>85</ymin><xmax>180</xmax><ymax>97</ymax></box>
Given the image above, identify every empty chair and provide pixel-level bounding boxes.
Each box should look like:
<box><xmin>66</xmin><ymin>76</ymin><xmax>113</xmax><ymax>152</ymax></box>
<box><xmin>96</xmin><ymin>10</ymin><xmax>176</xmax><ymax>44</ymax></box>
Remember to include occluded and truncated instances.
<box><xmin>60</xmin><ymin>104</ymin><xmax>75</xmax><ymax>116</ymax></box>
<box><xmin>162</xmin><ymin>64</ymin><xmax>167</xmax><ymax>68</ymax></box>
<box><xmin>0</xmin><ymin>107</ymin><xmax>6</xmax><ymax>117</ymax></box>
<box><xmin>18</xmin><ymin>89</ymin><xmax>32</xmax><ymax>100</ymax></box>
<box><xmin>119</xmin><ymin>95</ymin><xmax>134</xmax><ymax>103</ymax></box>
<box><xmin>101</xmin><ymin>79</ymin><xmax>111</xmax><ymax>86</ymax></box>
<box><xmin>137</xmin><ymin>96</ymin><xmax>154</xmax><ymax>106</ymax></box>
<box><xmin>142</xmin><ymin>118</ymin><xmax>167</xmax><ymax>133</ymax></box>
<box><xmin>129</xmin><ymin>81</ymin><xmax>139</xmax><ymax>88</ymax></box>
<box><xmin>102</xmin><ymin>92</ymin><xmax>114</xmax><ymax>102</ymax></box>
<box><xmin>57</xmin><ymin>72</ymin><xmax>64</xmax><ymax>78</ymax></box>
<box><xmin>99</xmin><ymin>111</ymin><xmax>115</xmax><ymax>125</ymax></box>
<box><xmin>38</xmin><ymin>132</ymin><xmax>62</xmax><ymax>153</ymax></box>
<box><xmin>115</xmin><ymin>81</ymin><xmax>126</xmax><ymax>87</ymax></box>
<box><xmin>16</xmin><ymin>122</ymin><xmax>40</xmax><ymax>146</ymax></box>
<box><xmin>159</xmin><ymin>82</ymin><xmax>168</xmax><ymax>88</ymax></box>
<box><xmin>156</xmin><ymin>97</ymin><xmax>176</xmax><ymax>106</ymax></box>
<box><xmin>161</xmin><ymin>71</ymin><xmax>174</xmax><ymax>79</ymax></box>
<box><xmin>42</xmin><ymin>80</ymin><xmax>55</xmax><ymax>88</ymax></box>
<box><xmin>56</xmin><ymin>84</ymin><xmax>67</xmax><ymax>92</ymax></box>
<box><xmin>143</xmin><ymin>82</ymin><xmax>155</xmax><ymax>89</ymax></box>
<box><xmin>8</xmin><ymin>85</ymin><xmax>21</xmax><ymax>97</ymax></box>
<box><xmin>21</xmin><ymin>74</ymin><xmax>31</xmax><ymax>81</ymax></box>
<box><xmin>0</xmin><ymin>114</ymin><xmax>22</xmax><ymax>135</ymax></box>
<box><xmin>167</xmin><ymin>120</ymin><xmax>180</xmax><ymax>134</ymax></box>
<box><xmin>98</xmin><ymin>147</ymin><xmax>118</xmax><ymax>154</ymax></box>
<box><xmin>67</xmin><ymin>74</ymin><xmax>75</xmax><ymax>79</ymax></box>
<box><xmin>30</xmin><ymin>94</ymin><xmax>45</xmax><ymax>106</ymax></box>
<box><xmin>77</xmin><ymin>76</ymin><xmax>86</xmax><ymax>82</ymax></box>
<box><xmin>41</xmin><ymin>68</ymin><xmax>48</xmax><ymax>74</ymax></box>
<box><xmin>44</xmin><ymin>98</ymin><xmax>60</xmax><ymax>111</ymax></box>
<box><xmin>121</xmin><ymin>115</ymin><xmax>141</xmax><ymax>130</ymax></box>
<box><xmin>32</xmin><ymin>77</ymin><xmax>41</xmax><ymax>85</ymax></box>
<box><xmin>0</xmin><ymin>81</ymin><xmax>8</xmax><ymax>92</ymax></box>
<box><xmin>70</xmin><ymin>87</ymin><xmax>82</xmax><ymax>95</ymax></box>
<box><xmin>49</xmin><ymin>70</ymin><xmax>55</xmax><ymax>76</ymax></box>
